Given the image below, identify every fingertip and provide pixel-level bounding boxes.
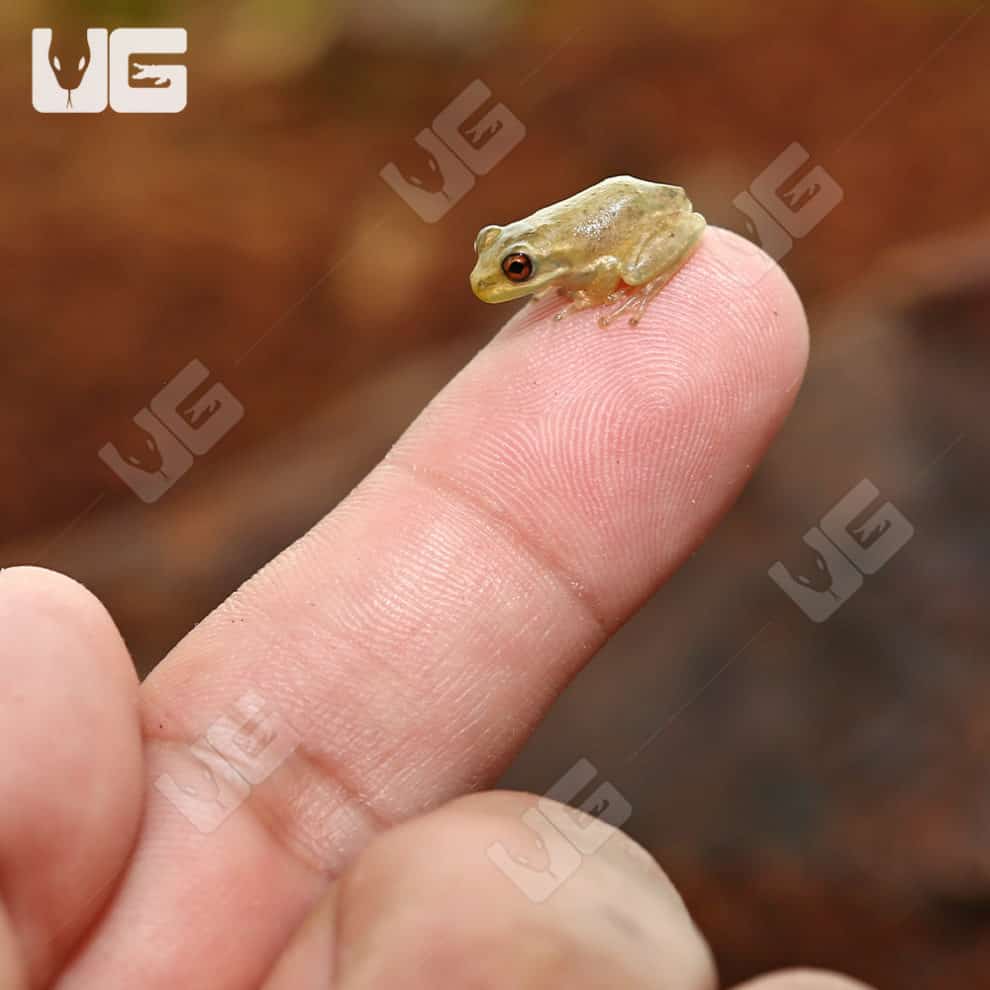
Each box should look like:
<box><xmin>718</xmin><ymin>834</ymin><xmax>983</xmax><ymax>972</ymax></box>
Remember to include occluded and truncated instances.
<box><xmin>0</xmin><ymin>566</ymin><xmax>137</xmax><ymax>684</ymax></box>
<box><xmin>330</xmin><ymin>791</ymin><xmax>716</xmax><ymax>989</ymax></box>
<box><xmin>733</xmin><ymin>969</ymin><xmax>876</xmax><ymax>990</ymax></box>
<box><xmin>503</xmin><ymin>225</ymin><xmax>809</xmax><ymax>384</ymax></box>
<box><xmin>697</xmin><ymin>225</ymin><xmax>810</xmax><ymax>374</ymax></box>
<box><xmin>0</xmin><ymin>565</ymin><xmax>143</xmax><ymax>983</ymax></box>
<box><xmin>614</xmin><ymin>225</ymin><xmax>810</xmax><ymax>402</ymax></box>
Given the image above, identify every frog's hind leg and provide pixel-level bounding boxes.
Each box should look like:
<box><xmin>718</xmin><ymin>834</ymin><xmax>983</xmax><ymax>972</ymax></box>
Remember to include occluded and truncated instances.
<box><xmin>552</xmin><ymin>287</ymin><xmax>604</xmax><ymax>322</ymax></box>
<box><xmin>603</xmin><ymin>268</ymin><xmax>677</xmax><ymax>326</ymax></box>
<box><xmin>551</xmin><ymin>257</ymin><xmax>622</xmax><ymax>322</ymax></box>
<box><xmin>601</xmin><ymin>212</ymin><xmax>706</xmax><ymax>327</ymax></box>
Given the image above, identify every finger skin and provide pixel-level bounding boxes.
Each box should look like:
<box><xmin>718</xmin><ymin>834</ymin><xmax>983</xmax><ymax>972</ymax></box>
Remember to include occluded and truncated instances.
<box><xmin>0</xmin><ymin>567</ymin><xmax>143</xmax><ymax>986</ymax></box>
<box><xmin>64</xmin><ymin>230</ymin><xmax>809</xmax><ymax>988</ymax></box>
<box><xmin>261</xmin><ymin>887</ymin><xmax>336</xmax><ymax>990</ymax></box>
<box><xmin>0</xmin><ymin>901</ymin><xmax>26</xmax><ymax>990</ymax></box>
<box><xmin>267</xmin><ymin>792</ymin><xmax>716</xmax><ymax>990</ymax></box>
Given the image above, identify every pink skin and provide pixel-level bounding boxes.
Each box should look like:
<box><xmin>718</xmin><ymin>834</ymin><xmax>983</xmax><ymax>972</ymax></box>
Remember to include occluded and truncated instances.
<box><xmin>0</xmin><ymin>230</ymin><xmax>871</xmax><ymax>988</ymax></box>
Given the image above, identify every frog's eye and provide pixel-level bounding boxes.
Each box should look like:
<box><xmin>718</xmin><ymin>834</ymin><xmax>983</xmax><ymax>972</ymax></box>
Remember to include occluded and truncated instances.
<box><xmin>501</xmin><ymin>253</ymin><xmax>533</xmax><ymax>283</ymax></box>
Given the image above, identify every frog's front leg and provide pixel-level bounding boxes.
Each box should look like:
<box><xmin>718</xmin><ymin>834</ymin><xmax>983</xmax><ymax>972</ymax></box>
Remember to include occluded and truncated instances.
<box><xmin>551</xmin><ymin>257</ymin><xmax>622</xmax><ymax>322</ymax></box>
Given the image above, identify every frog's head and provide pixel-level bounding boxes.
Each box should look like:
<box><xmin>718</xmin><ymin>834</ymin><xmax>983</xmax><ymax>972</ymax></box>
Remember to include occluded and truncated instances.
<box><xmin>470</xmin><ymin>223</ymin><xmax>563</xmax><ymax>303</ymax></box>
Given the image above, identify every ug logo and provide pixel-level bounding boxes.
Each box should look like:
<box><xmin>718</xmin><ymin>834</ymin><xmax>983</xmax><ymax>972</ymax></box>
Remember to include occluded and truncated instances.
<box><xmin>32</xmin><ymin>27</ymin><xmax>187</xmax><ymax>113</ymax></box>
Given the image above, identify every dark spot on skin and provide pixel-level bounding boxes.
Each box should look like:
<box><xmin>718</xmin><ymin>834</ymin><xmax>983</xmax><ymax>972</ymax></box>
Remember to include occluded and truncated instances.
<box><xmin>602</xmin><ymin>905</ymin><xmax>648</xmax><ymax>943</ymax></box>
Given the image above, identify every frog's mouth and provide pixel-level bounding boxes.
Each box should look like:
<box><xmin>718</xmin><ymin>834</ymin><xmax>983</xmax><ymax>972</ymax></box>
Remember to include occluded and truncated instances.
<box><xmin>470</xmin><ymin>266</ymin><xmax>520</xmax><ymax>303</ymax></box>
<box><xmin>470</xmin><ymin>262</ymin><xmax>554</xmax><ymax>303</ymax></box>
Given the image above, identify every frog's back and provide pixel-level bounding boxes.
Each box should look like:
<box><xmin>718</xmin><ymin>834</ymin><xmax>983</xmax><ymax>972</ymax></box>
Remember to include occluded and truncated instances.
<box><xmin>514</xmin><ymin>176</ymin><xmax>687</xmax><ymax>251</ymax></box>
<box><xmin>525</xmin><ymin>176</ymin><xmax>642</xmax><ymax>224</ymax></box>
<box><xmin>577</xmin><ymin>175</ymin><xmax>685</xmax><ymax>202</ymax></box>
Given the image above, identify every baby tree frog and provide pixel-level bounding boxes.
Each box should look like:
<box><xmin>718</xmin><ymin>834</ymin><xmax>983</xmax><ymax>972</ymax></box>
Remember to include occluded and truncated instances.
<box><xmin>470</xmin><ymin>176</ymin><xmax>706</xmax><ymax>326</ymax></box>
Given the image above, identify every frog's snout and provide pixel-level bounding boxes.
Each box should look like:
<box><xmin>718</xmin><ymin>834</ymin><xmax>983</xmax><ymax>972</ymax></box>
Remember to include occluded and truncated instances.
<box><xmin>469</xmin><ymin>264</ymin><xmax>498</xmax><ymax>302</ymax></box>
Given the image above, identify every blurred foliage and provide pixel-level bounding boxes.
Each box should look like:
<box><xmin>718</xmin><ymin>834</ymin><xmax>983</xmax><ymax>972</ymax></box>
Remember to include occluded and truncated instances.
<box><xmin>56</xmin><ymin>0</ymin><xmax>179</xmax><ymax>24</ymax></box>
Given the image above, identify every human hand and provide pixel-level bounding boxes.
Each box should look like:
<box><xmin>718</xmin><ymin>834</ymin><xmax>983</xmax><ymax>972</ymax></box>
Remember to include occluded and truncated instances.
<box><xmin>0</xmin><ymin>230</ymin><xmax>871</xmax><ymax>988</ymax></box>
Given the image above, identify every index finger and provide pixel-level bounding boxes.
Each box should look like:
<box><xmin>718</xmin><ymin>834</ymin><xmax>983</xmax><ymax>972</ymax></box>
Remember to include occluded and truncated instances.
<box><xmin>64</xmin><ymin>229</ymin><xmax>808</xmax><ymax>988</ymax></box>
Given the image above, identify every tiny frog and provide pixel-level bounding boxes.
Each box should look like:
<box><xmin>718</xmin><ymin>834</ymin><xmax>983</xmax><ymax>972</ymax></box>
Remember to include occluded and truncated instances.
<box><xmin>470</xmin><ymin>175</ymin><xmax>706</xmax><ymax>326</ymax></box>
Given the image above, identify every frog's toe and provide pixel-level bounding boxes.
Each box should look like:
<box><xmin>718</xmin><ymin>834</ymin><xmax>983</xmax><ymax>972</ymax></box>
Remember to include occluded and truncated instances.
<box><xmin>598</xmin><ymin>305</ymin><xmax>624</xmax><ymax>327</ymax></box>
<box><xmin>605</xmin><ymin>289</ymin><xmax>639</xmax><ymax>319</ymax></box>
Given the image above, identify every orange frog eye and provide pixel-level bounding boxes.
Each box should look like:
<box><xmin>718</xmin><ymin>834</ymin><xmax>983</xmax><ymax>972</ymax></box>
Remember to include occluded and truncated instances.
<box><xmin>501</xmin><ymin>253</ymin><xmax>533</xmax><ymax>283</ymax></box>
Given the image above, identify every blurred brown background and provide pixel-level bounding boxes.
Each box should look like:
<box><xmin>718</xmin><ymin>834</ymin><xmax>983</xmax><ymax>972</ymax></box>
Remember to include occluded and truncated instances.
<box><xmin>4</xmin><ymin>0</ymin><xmax>990</xmax><ymax>985</ymax></box>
